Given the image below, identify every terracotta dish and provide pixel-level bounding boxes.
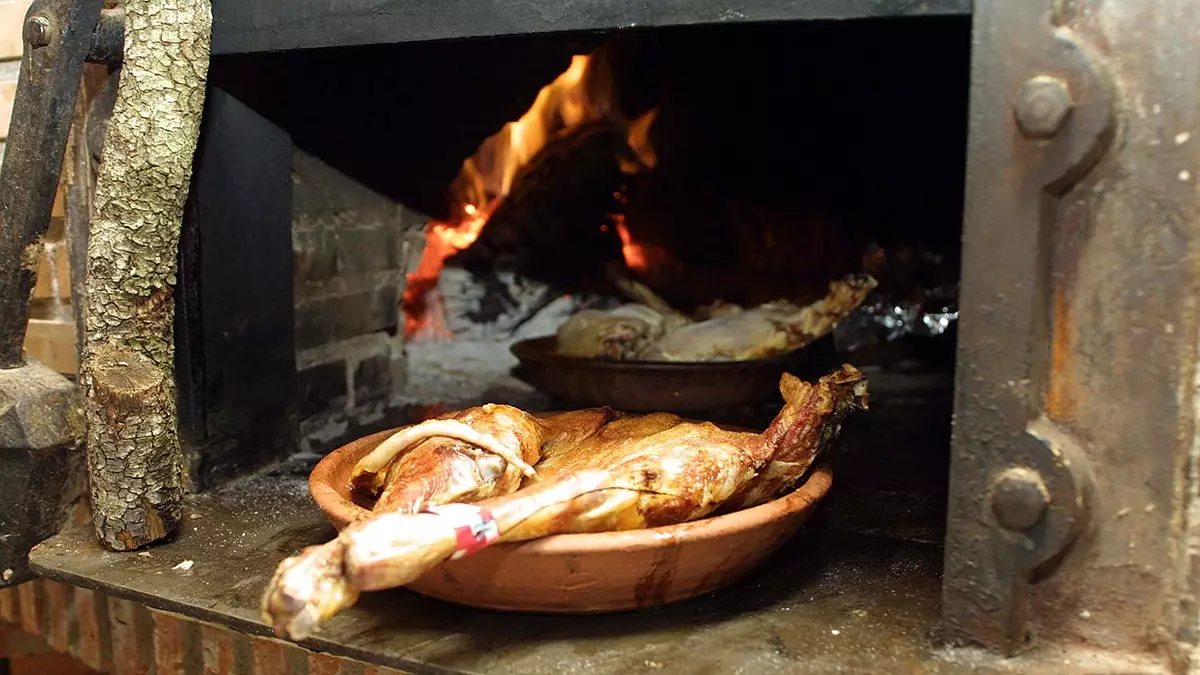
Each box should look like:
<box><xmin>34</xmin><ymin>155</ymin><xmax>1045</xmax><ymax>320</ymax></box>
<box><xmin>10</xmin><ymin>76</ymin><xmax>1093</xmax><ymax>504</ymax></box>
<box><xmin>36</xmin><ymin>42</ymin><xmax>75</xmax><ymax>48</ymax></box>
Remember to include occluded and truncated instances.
<box><xmin>308</xmin><ymin>424</ymin><xmax>833</xmax><ymax>613</ymax></box>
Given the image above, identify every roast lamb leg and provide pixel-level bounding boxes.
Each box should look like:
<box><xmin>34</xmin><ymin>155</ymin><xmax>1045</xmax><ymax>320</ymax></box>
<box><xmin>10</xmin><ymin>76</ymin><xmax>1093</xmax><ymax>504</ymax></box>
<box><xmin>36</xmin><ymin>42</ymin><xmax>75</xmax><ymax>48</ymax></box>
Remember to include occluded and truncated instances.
<box><xmin>345</xmin><ymin>366</ymin><xmax>865</xmax><ymax>591</ymax></box>
<box><xmin>637</xmin><ymin>274</ymin><xmax>878</xmax><ymax>361</ymax></box>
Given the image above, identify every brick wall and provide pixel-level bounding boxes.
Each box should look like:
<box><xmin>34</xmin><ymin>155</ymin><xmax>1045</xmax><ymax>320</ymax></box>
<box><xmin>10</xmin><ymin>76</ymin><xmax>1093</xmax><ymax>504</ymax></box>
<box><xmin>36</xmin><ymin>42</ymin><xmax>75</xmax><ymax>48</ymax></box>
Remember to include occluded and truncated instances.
<box><xmin>1</xmin><ymin>0</ymin><xmax>78</xmax><ymax>376</ymax></box>
<box><xmin>0</xmin><ymin>623</ymin><xmax>99</xmax><ymax>674</ymax></box>
<box><xmin>0</xmin><ymin>0</ymin><xmax>27</xmax><ymax>162</ymax></box>
<box><xmin>291</xmin><ymin>149</ymin><xmax>427</xmax><ymax>454</ymax></box>
<box><xmin>0</xmin><ymin>580</ymin><xmax>407</xmax><ymax>674</ymax></box>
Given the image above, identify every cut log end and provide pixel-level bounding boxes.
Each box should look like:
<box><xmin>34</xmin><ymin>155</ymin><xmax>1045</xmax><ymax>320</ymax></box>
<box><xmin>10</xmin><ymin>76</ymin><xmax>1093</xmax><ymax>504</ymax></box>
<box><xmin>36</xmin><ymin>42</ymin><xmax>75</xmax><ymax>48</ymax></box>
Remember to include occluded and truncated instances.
<box><xmin>85</xmin><ymin>345</ymin><xmax>183</xmax><ymax>551</ymax></box>
<box><xmin>110</xmin><ymin>505</ymin><xmax>171</xmax><ymax>551</ymax></box>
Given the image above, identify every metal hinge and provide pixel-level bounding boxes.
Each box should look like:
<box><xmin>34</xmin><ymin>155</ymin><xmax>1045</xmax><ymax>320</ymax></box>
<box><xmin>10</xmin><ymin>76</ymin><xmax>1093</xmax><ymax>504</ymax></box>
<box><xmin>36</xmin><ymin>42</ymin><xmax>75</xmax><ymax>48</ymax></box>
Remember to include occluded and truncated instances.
<box><xmin>0</xmin><ymin>0</ymin><xmax>124</xmax><ymax>585</ymax></box>
<box><xmin>941</xmin><ymin>1</ymin><xmax>1115</xmax><ymax>655</ymax></box>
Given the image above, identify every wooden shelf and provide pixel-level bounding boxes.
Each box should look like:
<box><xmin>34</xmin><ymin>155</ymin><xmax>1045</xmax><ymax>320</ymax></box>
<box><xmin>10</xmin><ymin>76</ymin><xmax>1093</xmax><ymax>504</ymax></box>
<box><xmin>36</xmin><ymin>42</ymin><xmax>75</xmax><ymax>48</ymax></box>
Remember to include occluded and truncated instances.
<box><xmin>24</xmin><ymin>317</ymin><xmax>76</xmax><ymax>376</ymax></box>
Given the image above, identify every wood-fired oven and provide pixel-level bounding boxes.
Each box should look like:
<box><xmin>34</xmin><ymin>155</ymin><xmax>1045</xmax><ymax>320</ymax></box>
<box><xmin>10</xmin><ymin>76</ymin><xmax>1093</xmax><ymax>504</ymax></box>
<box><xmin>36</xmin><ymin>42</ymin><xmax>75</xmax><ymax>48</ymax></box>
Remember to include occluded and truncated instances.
<box><xmin>0</xmin><ymin>1</ymin><xmax>1197</xmax><ymax>673</ymax></box>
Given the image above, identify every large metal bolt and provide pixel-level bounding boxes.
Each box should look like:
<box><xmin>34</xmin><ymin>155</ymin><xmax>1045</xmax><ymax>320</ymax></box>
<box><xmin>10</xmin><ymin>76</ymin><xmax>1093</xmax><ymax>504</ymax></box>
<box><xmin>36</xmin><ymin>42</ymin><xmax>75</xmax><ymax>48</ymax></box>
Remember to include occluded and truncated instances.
<box><xmin>990</xmin><ymin>467</ymin><xmax>1050</xmax><ymax>531</ymax></box>
<box><xmin>24</xmin><ymin>14</ymin><xmax>53</xmax><ymax>49</ymax></box>
<box><xmin>1014</xmin><ymin>76</ymin><xmax>1074</xmax><ymax>139</ymax></box>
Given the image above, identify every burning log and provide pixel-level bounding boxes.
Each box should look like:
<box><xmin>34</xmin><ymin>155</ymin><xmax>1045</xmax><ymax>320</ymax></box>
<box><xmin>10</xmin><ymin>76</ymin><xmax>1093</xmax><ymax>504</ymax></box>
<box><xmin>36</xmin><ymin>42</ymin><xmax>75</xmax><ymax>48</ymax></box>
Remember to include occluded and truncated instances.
<box><xmin>80</xmin><ymin>0</ymin><xmax>211</xmax><ymax>551</ymax></box>
<box><xmin>402</xmin><ymin>45</ymin><xmax>657</xmax><ymax>340</ymax></box>
<box><xmin>453</xmin><ymin>121</ymin><xmax>631</xmax><ymax>289</ymax></box>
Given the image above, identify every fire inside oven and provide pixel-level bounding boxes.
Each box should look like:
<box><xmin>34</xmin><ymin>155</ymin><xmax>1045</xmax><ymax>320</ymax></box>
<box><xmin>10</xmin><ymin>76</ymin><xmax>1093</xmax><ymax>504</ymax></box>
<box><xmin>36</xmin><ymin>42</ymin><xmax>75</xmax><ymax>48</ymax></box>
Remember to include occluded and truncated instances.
<box><xmin>217</xmin><ymin>12</ymin><xmax>967</xmax><ymax>634</ymax></box>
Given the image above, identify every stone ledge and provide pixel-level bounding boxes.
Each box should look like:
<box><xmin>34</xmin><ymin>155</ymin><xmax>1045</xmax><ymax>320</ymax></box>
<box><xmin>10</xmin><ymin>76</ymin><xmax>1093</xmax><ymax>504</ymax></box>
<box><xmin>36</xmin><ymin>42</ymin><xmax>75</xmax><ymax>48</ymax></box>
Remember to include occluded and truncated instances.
<box><xmin>20</xmin><ymin>466</ymin><xmax>1053</xmax><ymax>675</ymax></box>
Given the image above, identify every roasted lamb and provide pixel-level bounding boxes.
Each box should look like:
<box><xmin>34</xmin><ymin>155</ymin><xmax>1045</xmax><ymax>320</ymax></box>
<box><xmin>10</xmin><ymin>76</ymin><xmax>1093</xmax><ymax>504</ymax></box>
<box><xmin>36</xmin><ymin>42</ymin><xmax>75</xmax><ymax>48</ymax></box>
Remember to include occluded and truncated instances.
<box><xmin>262</xmin><ymin>365</ymin><xmax>867</xmax><ymax>640</ymax></box>
<box><xmin>554</xmin><ymin>273</ymin><xmax>877</xmax><ymax>362</ymax></box>
<box><xmin>639</xmin><ymin>274</ymin><xmax>877</xmax><ymax>361</ymax></box>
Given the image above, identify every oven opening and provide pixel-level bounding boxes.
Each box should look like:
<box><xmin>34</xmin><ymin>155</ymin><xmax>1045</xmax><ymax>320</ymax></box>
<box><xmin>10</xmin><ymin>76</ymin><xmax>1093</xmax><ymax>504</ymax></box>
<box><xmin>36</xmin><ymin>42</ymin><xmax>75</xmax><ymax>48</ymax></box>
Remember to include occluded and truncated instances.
<box><xmin>215</xmin><ymin>16</ymin><xmax>966</xmax><ymax>566</ymax></box>
<box><xmin>237</xmin><ymin>17</ymin><xmax>968</xmax><ymax>547</ymax></box>
<box><xmin>18</xmin><ymin>0</ymin><xmax>1192</xmax><ymax>668</ymax></box>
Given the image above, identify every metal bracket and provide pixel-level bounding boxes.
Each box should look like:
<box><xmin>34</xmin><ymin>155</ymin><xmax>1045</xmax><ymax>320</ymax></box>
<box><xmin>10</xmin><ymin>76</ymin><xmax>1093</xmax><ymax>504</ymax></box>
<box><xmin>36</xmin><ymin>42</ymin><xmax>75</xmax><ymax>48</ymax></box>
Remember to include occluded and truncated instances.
<box><xmin>0</xmin><ymin>0</ymin><xmax>124</xmax><ymax>583</ymax></box>
<box><xmin>941</xmin><ymin>1</ymin><xmax>1115</xmax><ymax>655</ymax></box>
<box><xmin>0</xmin><ymin>0</ymin><xmax>123</xmax><ymax>369</ymax></box>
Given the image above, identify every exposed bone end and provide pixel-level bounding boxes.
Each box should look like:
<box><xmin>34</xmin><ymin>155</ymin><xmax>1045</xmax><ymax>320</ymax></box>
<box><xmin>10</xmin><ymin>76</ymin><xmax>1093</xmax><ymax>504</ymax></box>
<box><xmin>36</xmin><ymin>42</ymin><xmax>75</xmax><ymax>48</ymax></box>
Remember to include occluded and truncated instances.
<box><xmin>779</xmin><ymin>364</ymin><xmax>867</xmax><ymax>409</ymax></box>
<box><xmin>261</xmin><ymin>542</ymin><xmax>360</xmax><ymax>641</ymax></box>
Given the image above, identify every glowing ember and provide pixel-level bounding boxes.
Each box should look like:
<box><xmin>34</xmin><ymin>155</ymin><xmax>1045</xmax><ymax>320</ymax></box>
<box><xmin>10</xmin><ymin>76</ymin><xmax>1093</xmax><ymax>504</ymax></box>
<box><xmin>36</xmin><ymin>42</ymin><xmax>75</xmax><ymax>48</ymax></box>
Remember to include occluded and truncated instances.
<box><xmin>403</xmin><ymin>46</ymin><xmax>660</xmax><ymax>339</ymax></box>
<box><xmin>613</xmin><ymin>218</ymin><xmax>647</xmax><ymax>272</ymax></box>
<box><xmin>612</xmin><ymin>213</ymin><xmax>675</xmax><ymax>276</ymax></box>
<box><xmin>402</xmin><ymin>204</ymin><xmax>491</xmax><ymax>338</ymax></box>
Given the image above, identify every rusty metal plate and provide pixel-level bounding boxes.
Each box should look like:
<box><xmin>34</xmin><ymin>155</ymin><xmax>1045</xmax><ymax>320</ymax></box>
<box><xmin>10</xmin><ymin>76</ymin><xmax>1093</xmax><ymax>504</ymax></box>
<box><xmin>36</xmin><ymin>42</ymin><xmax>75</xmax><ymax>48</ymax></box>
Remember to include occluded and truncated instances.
<box><xmin>945</xmin><ymin>0</ymin><xmax>1200</xmax><ymax>667</ymax></box>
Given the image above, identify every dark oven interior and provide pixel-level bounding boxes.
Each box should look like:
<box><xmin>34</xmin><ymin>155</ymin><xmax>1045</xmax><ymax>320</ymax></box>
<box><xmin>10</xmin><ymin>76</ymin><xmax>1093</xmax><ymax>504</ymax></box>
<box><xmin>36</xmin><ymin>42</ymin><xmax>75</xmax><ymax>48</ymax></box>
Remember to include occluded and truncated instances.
<box><xmin>200</xmin><ymin>15</ymin><xmax>970</xmax><ymax>557</ymax></box>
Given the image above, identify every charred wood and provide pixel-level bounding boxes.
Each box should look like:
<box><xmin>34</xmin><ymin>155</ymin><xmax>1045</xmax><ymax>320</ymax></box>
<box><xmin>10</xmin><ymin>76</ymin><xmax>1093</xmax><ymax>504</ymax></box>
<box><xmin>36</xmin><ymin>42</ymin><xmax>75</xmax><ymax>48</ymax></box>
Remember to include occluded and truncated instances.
<box><xmin>453</xmin><ymin>121</ymin><xmax>630</xmax><ymax>293</ymax></box>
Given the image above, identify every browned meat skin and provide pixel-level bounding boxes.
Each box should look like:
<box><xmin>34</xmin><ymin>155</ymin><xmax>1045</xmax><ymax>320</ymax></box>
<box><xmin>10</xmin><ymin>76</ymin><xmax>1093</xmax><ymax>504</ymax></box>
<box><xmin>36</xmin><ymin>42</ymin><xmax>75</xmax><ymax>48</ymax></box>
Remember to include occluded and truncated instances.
<box><xmin>375</xmin><ymin>407</ymin><xmax>620</xmax><ymax>513</ymax></box>
<box><xmin>343</xmin><ymin>366</ymin><xmax>866</xmax><ymax>592</ymax></box>
<box><xmin>350</xmin><ymin>404</ymin><xmax>545</xmax><ymax>499</ymax></box>
<box><xmin>719</xmin><ymin>366</ymin><xmax>868</xmax><ymax>511</ymax></box>
<box><xmin>534</xmin><ymin>407</ymin><xmax>627</xmax><ymax>463</ymax></box>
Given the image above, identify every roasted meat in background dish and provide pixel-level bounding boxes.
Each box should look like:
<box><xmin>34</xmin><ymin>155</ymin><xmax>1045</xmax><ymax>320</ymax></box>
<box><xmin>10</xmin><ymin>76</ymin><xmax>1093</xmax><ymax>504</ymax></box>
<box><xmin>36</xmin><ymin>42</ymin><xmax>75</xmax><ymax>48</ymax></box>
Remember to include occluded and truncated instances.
<box><xmin>555</xmin><ymin>273</ymin><xmax>877</xmax><ymax>362</ymax></box>
<box><xmin>262</xmin><ymin>365</ymin><xmax>867</xmax><ymax>640</ymax></box>
<box><xmin>554</xmin><ymin>303</ymin><xmax>681</xmax><ymax>359</ymax></box>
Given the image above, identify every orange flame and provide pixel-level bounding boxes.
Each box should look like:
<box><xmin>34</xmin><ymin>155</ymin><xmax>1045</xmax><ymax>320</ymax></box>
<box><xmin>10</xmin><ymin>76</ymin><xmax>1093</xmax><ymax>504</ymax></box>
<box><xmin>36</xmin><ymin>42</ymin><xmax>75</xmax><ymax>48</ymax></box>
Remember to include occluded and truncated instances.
<box><xmin>613</xmin><ymin>217</ymin><xmax>646</xmax><ymax>272</ymax></box>
<box><xmin>404</xmin><ymin>47</ymin><xmax>659</xmax><ymax>339</ymax></box>
<box><xmin>402</xmin><ymin>204</ymin><xmax>491</xmax><ymax>338</ymax></box>
<box><xmin>612</xmin><ymin>213</ymin><xmax>675</xmax><ymax>276</ymax></box>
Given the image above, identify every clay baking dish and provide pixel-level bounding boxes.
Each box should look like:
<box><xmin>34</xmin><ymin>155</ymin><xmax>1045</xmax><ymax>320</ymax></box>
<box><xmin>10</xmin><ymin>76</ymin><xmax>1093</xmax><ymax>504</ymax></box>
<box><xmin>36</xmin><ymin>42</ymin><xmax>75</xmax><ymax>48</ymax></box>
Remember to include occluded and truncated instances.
<box><xmin>309</xmin><ymin>425</ymin><xmax>833</xmax><ymax>613</ymax></box>
<box><xmin>510</xmin><ymin>335</ymin><xmax>832</xmax><ymax>412</ymax></box>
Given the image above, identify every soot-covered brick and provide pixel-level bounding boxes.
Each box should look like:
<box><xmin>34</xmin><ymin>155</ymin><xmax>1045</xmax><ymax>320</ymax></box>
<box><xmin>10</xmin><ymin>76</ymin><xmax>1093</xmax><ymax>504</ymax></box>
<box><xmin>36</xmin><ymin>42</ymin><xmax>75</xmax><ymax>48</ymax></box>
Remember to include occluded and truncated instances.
<box><xmin>290</xmin><ymin>149</ymin><xmax>424</xmax><ymax>453</ymax></box>
<box><xmin>297</xmin><ymin>360</ymin><xmax>347</xmax><ymax>418</ymax></box>
<box><xmin>294</xmin><ymin>286</ymin><xmax>399</xmax><ymax>351</ymax></box>
<box><xmin>353</xmin><ymin>352</ymin><xmax>393</xmax><ymax>405</ymax></box>
<box><xmin>336</xmin><ymin>226</ymin><xmax>402</xmax><ymax>276</ymax></box>
<box><xmin>293</xmin><ymin>228</ymin><xmax>339</xmax><ymax>283</ymax></box>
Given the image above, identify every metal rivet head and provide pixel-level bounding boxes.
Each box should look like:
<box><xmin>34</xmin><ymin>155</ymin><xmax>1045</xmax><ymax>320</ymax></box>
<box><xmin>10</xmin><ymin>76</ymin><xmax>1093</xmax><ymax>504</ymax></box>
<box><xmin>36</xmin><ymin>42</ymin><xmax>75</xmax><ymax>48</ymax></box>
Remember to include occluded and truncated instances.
<box><xmin>990</xmin><ymin>467</ymin><xmax>1050</xmax><ymax>531</ymax></box>
<box><xmin>24</xmin><ymin>14</ymin><xmax>53</xmax><ymax>49</ymax></box>
<box><xmin>1014</xmin><ymin>76</ymin><xmax>1074</xmax><ymax>139</ymax></box>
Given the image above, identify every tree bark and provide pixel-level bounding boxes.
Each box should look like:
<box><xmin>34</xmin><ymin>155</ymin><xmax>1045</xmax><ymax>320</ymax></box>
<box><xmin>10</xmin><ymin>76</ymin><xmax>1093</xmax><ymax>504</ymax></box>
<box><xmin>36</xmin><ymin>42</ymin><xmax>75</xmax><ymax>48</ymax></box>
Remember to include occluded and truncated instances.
<box><xmin>81</xmin><ymin>0</ymin><xmax>211</xmax><ymax>551</ymax></box>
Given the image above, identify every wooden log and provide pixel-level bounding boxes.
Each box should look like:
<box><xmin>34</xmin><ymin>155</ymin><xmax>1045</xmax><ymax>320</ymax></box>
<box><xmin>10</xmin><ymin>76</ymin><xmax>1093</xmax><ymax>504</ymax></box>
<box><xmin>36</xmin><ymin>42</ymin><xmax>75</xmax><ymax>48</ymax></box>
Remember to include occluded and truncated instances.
<box><xmin>80</xmin><ymin>0</ymin><xmax>211</xmax><ymax>550</ymax></box>
<box><xmin>86</xmin><ymin>346</ymin><xmax>177</xmax><ymax>547</ymax></box>
<box><xmin>455</xmin><ymin>121</ymin><xmax>629</xmax><ymax>290</ymax></box>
